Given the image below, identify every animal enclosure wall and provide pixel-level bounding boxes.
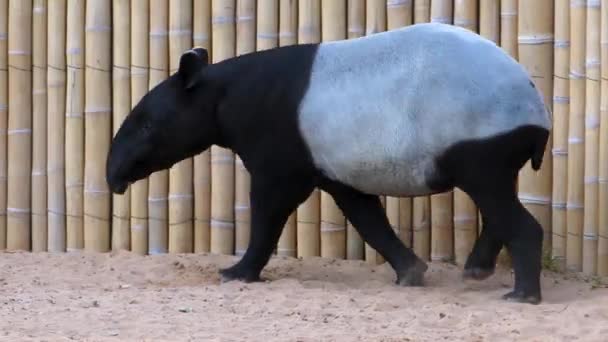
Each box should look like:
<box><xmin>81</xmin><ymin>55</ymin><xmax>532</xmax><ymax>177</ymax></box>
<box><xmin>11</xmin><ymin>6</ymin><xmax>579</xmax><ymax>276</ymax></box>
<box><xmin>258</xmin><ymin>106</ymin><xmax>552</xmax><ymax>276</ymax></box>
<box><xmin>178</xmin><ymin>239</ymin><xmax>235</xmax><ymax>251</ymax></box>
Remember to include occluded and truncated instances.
<box><xmin>1</xmin><ymin>0</ymin><xmax>607</xmax><ymax>277</ymax></box>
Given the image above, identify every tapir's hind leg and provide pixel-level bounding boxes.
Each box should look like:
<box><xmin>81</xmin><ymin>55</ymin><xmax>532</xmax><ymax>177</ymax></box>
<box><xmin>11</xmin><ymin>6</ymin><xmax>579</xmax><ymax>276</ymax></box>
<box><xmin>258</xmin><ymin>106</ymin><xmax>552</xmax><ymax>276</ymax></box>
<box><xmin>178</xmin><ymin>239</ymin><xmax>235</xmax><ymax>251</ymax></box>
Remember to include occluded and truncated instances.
<box><xmin>462</xmin><ymin>223</ymin><xmax>503</xmax><ymax>281</ymax></box>
<box><xmin>436</xmin><ymin>125</ymin><xmax>549</xmax><ymax>304</ymax></box>
<box><xmin>320</xmin><ymin>179</ymin><xmax>428</xmax><ymax>286</ymax></box>
<box><xmin>219</xmin><ymin>175</ymin><xmax>315</xmax><ymax>283</ymax></box>
<box><xmin>464</xmin><ymin>181</ymin><xmax>543</xmax><ymax>304</ymax></box>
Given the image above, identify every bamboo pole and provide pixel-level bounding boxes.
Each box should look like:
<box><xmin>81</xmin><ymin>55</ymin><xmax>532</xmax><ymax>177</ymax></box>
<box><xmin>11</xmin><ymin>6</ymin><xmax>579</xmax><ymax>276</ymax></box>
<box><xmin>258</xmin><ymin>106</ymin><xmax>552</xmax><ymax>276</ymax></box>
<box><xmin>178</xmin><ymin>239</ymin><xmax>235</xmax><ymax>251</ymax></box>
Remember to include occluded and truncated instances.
<box><xmin>168</xmin><ymin>0</ymin><xmax>194</xmax><ymax>254</ymax></box>
<box><xmin>414</xmin><ymin>0</ymin><xmax>430</xmax><ymax>23</ymax></box>
<box><xmin>412</xmin><ymin>196</ymin><xmax>431</xmax><ymax>261</ymax></box>
<box><xmin>83</xmin><ymin>0</ymin><xmax>112</xmax><ymax>252</ymax></box>
<box><xmin>210</xmin><ymin>0</ymin><xmax>236</xmax><ymax>255</ymax></box>
<box><xmin>111</xmin><ymin>0</ymin><xmax>131</xmax><ymax>252</ymax></box>
<box><xmin>6</xmin><ymin>0</ymin><xmax>33</xmax><ymax>251</ymax></box>
<box><xmin>257</xmin><ymin>0</ymin><xmax>278</xmax><ymax>51</ymax></box>
<box><xmin>386</xmin><ymin>0</ymin><xmax>412</xmax><ymax>250</ymax></box>
<box><xmin>430</xmin><ymin>0</ymin><xmax>452</xmax><ymax>24</ymax></box>
<box><xmin>345</xmin><ymin>0</ymin><xmax>365</xmax><ymax>260</ymax></box>
<box><xmin>320</xmin><ymin>0</ymin><xmax>347</xmax><ymax>260</ymax></box>
<box><xmin>495</xmin><ymin>0</ymin><xmax>519</xmax><ymax>267</ymax></box>
<box><xmin>130</xmin><ymin>0</ymin><xmax>150</xmax><ymax>255</ymax></box>
<box><xmin>234</xmin><ymin>0</ymin><xmax>256</xmax><ymax>257</ymax></box>
<box><xmin>387</xmin><ymin>0</ymin><xmax>412</xmax><ymax>28</ymax></box>
<box><xmin>347</xmin><ymin>0</ymin><xmax>365</xmax><ymax>40</ymax></box>
<box><xmin>399</xmin><ymin>195</ymin><xmax>413</xmax><ymax>248</ymax></box>
<box><xmin>421</xmin><ymin>0</ymin><xmax>453</xmax><ymax>263</ymax></box>
<box><xmin>583</xmin><ymin>0</ymin><xmax>601</xmax><ymax>275</ymax></box>
<box><xmin>364</xmin><ymin>0</ymin><xmax>386</xmax><ymax>265</ymax></box>
<box><xmin>32</xmin><ymin>0</ymin><xmax>48</xmax><ymax>252</ymax></box>
<box><xmin>148</xmin><ymin>0</ymin><xmax>170</xmax><ymax>254</ymax></box>
<box><xmin>255</xmin><ymin>1</ymin><xmax>278</xmax><ymax>257</ymax></box>
<box><xmin>47</xmin><ymin>0</ymin><xmax>67</xmax><ymax>252</ymax></box>
<box><xmin>365</xmin><ymin>0</ymin><xmax>386</xmax><ymax>35</ymax></box>
<box><xmin>453</xmin><ymin>202</ymin><xmax>475</xmax><ymax>265</ymax></box>
<box><xmin>193</xmin><ymin>0</ymin><xmax>212</xmax><ymax>253</ymax></box>
<box><xmin>599</xmin><ymin>0</ymin><xmax>608</xmax><ymax>277</ymax></box>
<box><xmin>277</xmin><ymin>0</ymin><xmax>298</xmax><ymax>258</ymax></box>
<box><xmin>411</xmin><ymin>0</ymin><xmax>432</xmax><ymax>261</ymax></box>
<box><xmin>65</xmin><ymin>0</ymin><xmax>85</xmax><ymax>251</ymax></box>
<box><xmin>500</xmin><ymin>0</ymin><xmax>518</xmax><ymax>59</ymax></box>
<box><xmin>517</xmin><ymin>0</ymin><xmax>554</xmax><ymax>255</ymax></box>
<box><xmin>0</xmin><ymin>0</ymin><xmax>7</xmax><ymax>250</ymax></box>
<box><xmin>296</xmin><ymin>0</ymin><xmax>321</xmax><ymax>258</ymax></box>
<box><xmin>567</xmin><ymin>0</ymin><xmax>587</xmax><ymax>272</ymax></box>
<box><xmin>453</xmin><ymin>0</ymin><xmax>477</xmax><ymax>32</ymax></box>
<box><xmin>448</xmin><ymin>0</ymin><xmax>480</xmax><ymax>265</ymax></box>
<box><xmin>551</xmin><ymin>0</ymin><xmax>570</xmax><ymax>270</ymax></box>
<box><xmin>479</xmin><ymin>0</ymin><xmax>499</xmax><ymax>44</ymax></box>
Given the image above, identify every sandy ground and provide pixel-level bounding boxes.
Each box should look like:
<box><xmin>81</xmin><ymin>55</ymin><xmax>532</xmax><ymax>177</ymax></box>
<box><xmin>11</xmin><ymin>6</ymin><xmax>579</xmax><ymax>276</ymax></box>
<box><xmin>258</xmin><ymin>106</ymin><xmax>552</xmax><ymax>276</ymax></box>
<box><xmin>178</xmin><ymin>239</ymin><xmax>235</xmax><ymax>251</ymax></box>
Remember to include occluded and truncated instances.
<box><xmin>0</xmin><ymin>251</ymin><xmax>607</xmax><ymax>342</ymax></box>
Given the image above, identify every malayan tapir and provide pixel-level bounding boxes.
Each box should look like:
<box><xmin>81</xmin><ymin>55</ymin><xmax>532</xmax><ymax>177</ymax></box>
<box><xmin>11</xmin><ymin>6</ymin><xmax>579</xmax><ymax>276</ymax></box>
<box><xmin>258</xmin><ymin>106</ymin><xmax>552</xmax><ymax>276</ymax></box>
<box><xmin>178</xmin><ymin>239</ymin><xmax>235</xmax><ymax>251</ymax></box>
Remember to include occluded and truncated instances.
<box><xmin>106</xmin><ymin>23</ymin><xmax>552</xmax><ymax>304</ymax></box>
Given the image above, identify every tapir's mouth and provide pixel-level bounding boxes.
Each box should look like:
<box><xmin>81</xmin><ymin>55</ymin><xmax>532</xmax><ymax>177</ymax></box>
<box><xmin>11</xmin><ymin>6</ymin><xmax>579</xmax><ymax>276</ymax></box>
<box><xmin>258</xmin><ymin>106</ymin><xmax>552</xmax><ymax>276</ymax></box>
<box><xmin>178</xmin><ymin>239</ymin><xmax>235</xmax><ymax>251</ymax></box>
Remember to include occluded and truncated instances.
<box><xmin>112</xmin><ymin>181</ymin><xmax>129</xmax><ymax>195</ymax></box>
<box><xmin>107</xmin><ymin>159</ymin><xmax>148</xmax><ymax>195</ymax></box>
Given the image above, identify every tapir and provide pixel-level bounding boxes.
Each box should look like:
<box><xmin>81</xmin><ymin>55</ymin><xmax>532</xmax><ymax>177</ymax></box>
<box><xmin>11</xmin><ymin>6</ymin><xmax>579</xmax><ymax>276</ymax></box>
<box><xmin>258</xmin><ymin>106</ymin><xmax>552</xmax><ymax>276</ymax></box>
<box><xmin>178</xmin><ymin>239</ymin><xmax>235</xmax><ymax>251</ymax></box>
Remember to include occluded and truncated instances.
<box><xmin>106</xmin><ymin>23</ymin><xmax>552</xmax><ymax>304</ymax></box>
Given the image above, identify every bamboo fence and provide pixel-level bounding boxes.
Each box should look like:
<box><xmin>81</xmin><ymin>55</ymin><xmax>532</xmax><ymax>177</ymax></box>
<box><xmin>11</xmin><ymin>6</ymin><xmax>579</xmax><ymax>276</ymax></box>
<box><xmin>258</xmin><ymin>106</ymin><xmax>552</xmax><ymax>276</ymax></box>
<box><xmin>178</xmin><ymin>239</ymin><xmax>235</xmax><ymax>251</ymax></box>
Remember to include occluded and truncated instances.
<box><xmin>65</xmin><ymin>0</ymin><xmax>85</xmax><ymax>251</ymax></box>
<box><xmin>148</xmin><ymin>0</ymin><xmax>170</xmax><ymax>255</ymax></box>
<box><xmin>47</xmin><ymin>0</ymin><xmax>67</xmax><ymax>253</ymax></box>
<box><xmin>235</xmin><ymin>0</ymin><xmax>255</xmax><ymax>257</ymax></box>
<box><xmin>193</xmin><ymin>0</ymin><xmax>212</xmax><ymax>254</ymax></box>
<box><xmin>552</xmin><ymin>0</ymin><xmax>570</xmax><ymax>270</ymax></box>
<box><xmin>599</xmin><ymin>0</ymin><xmax>608</xmax><ymax>277</ymax></box>
<box><xmin>0</xmin><ymin>0</ymin><xmax>6</xmax><ymax>251</ymax></box>
<box><xmin>112</xmin><ymin>0</ymin><xmax>131</xmax><ymax>252</ymax></box>
<box><xmin>130</xmin><ymin>0</ymin><xmax>150</xmax><ymax>254</ymax></box>
<box><xmin>568</xmin><ymin>0</ymin><xmax>587</xmax><ymax>272</ymax></box>
<box><xmin>7</xmin><ymin>0</ymin><xmax>33</xmax><ymax>251</ymax></box>
<box><xmin>364</xmin><ymin>0</ymin><xmax>386</xmax><ymax>265</ymax></box>
<box><xmin>210</xmin><ymin>0</ymin><xmax>235</xmax><ymax>256</ymax></box>
<box><xmin>296</xmin><ymin>0</ymin><xmax>321</xmax><ymax>259</ymax></box>
<box><xmin>276</xmin><ymin>0</ymin><xmax>298</xmax><ymax>258</ymax></box>
<box><xmin>451</xmin><ymin>0</ymin><xmax>476</xmax><ymax>265</ymax></box>
<box><xmin>320</xmin><ymin>0</ymin><xmax>346</xmax><ymax>260</ymax></box>
<box><xmin>0</xmin><ymin>0</ymin><xmax>607</xmax><ymax>278</ymax></box>
<box><xmin>345</xmin><ymin>0</ymin><xmax>365</xmax><ymax>260</ymax></box>
<box><xmin>32</xmin><ymin>0</ymin><xmax>47</xmax><ymax>252</ymax></box>
<box><xmin>386</xmin><ymin>0</ymin><xmax>413</xmax><ymax>256</ymax></box>
<box><xmin>83</xmin><ymin>0</ymin><xmax>112</xmax><ymax>252</ymax></box>
<box><xmin>168</xmin><ymin>0</ymin><xmax>194</xmax><ymax>254</ymax></box>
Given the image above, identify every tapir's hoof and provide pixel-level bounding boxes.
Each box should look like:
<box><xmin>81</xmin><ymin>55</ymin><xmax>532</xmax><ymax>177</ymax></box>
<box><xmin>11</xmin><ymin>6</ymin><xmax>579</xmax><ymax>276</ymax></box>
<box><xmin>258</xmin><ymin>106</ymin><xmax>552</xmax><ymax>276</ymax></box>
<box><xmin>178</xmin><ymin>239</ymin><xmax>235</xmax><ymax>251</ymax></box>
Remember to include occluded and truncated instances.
<box><xmin>502</xmin><ymin>290</ymin><xmax>541</xmax><ymax>305</ymax></box>
<box><xmin>396</xmin><ymin>259</ymin><xmax>429</xmax><ymax>287</ymax></box>
<box><xmin>462</xmin><ymin>267</ymin><xmax>495</xmax><ymax>281</ymax></box>
<box><xmin>219</xmin><ymin>266</ymin><xmax>262</xmax><ymax>283</ymax></box>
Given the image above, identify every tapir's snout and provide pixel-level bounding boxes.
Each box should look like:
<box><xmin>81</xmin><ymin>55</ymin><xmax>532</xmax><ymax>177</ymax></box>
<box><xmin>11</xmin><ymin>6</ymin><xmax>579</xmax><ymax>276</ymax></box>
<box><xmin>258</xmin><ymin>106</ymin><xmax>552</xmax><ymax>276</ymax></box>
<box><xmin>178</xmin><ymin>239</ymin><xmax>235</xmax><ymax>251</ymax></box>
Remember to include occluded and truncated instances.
<box><xmin>106</xmin><ymin>143</ymin><xmax>129</xmax><ymax>195</ymax></box>
<box><xmin>109</xmin><ymin>179</ymin><xmax>129</xmax><ymax>195</ymax></box>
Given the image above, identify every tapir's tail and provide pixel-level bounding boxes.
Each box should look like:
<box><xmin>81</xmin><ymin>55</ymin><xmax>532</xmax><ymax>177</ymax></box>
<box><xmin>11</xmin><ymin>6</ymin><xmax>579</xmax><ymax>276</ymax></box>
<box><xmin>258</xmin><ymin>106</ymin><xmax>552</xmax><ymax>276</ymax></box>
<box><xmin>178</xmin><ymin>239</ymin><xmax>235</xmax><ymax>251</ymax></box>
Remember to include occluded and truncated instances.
<box><xmin>530</xmin><ymin>130</ymin><xmax>549</xmax><ymax>171</ymax></box>
<box><xmin>530</xmin><ymin>115</ymin><xmax>551</xmax><ymax>172</ymax></box>
<box><xmin>530</xmin><ymin>104</ymin><xmax>552</xmax><ymax>171</ymax></box>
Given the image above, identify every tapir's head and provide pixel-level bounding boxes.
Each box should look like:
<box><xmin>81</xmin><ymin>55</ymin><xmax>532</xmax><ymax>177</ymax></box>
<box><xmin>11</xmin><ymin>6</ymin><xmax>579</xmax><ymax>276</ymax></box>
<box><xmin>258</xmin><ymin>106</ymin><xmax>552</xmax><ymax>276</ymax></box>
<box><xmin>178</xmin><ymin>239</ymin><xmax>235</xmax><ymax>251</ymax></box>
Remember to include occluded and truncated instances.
<box><xmin>106</xmin><ymin>48</ymin><xmax>220</xmax><ymax>194</ymax></box>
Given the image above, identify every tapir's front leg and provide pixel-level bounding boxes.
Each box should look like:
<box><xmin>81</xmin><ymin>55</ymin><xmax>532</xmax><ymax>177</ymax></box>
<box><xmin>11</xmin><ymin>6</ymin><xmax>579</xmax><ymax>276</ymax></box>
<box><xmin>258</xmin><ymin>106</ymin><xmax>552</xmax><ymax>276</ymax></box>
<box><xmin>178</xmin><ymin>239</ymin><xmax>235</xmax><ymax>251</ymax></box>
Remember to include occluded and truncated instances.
<box><xmin>219</xmin><ymin>174</ymin><xmax>315</xmax><ymax>283</ymax></box>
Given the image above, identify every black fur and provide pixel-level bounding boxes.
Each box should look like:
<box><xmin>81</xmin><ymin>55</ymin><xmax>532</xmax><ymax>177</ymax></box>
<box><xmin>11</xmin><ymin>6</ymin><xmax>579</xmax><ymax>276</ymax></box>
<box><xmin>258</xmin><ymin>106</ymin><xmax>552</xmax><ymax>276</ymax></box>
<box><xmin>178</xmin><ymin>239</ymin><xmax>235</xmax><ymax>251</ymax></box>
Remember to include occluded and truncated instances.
<box><xmin>433</xmin><ymin>125</ymin><xmax>550</xmax><ymax>304</ymax></box>
<box><xmin>106</xmin><ymin>44</ymin><xmax>550</xmax><ymax>305</ymax></box>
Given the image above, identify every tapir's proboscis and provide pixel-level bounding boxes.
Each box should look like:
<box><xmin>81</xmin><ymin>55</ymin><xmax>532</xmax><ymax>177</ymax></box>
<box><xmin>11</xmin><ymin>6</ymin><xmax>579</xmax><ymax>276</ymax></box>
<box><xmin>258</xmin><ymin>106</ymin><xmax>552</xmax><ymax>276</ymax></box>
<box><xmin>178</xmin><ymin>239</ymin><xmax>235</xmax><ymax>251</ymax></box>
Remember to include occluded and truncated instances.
<box><xmin>106</xmin><ymin>23</ymin><xmax>552</xmax><ymax>305</ymax></box>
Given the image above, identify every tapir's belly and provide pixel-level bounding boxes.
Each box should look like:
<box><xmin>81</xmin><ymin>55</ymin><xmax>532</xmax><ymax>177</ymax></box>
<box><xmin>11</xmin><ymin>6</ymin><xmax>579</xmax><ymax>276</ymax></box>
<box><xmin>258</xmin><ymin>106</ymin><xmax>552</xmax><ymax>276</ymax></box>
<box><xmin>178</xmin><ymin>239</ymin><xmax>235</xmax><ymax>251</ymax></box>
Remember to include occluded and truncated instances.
<box><xmin>298</xmin><ymin>104</ymin><xmax>447</xmax><ymax>196</ymax></box>
<box><xmin>321</xmin><ymin>142</ymin><xmax>439</xmax><ymax>196</ymax></box>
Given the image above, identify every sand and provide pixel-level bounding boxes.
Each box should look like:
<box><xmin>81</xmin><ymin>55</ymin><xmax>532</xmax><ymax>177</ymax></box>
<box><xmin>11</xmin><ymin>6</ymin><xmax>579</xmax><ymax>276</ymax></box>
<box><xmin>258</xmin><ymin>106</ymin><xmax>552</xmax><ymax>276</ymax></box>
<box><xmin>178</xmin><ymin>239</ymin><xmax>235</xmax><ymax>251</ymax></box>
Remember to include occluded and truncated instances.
<box><xmin>0</xmin><ymin>250</ymin><xmax>607</xmax><ymax>342</ymax></box>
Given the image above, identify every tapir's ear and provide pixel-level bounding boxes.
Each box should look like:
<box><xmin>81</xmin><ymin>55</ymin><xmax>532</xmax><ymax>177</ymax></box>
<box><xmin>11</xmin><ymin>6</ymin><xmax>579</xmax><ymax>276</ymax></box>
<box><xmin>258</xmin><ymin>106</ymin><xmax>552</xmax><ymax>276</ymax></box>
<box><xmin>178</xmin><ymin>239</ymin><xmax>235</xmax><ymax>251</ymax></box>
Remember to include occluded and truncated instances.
<box><xmin>191</xmin><ymin>47</ymin><xmax>209</xmax><ymax>65</ymax></box>
<box><xmin>178</xmin><ymin>48</ymin><xmax>208</xmax><ymax>89</ymax></box>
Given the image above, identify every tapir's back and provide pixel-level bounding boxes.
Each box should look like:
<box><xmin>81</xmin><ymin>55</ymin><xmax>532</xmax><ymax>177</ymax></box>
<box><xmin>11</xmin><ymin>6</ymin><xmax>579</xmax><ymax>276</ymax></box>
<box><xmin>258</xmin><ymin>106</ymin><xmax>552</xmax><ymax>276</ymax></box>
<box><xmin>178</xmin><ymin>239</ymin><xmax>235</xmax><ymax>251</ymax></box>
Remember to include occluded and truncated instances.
<box><xmin>297</xmin><ymin>23</ymin><xmax>551</xmax><ymax>196</ymax></box>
